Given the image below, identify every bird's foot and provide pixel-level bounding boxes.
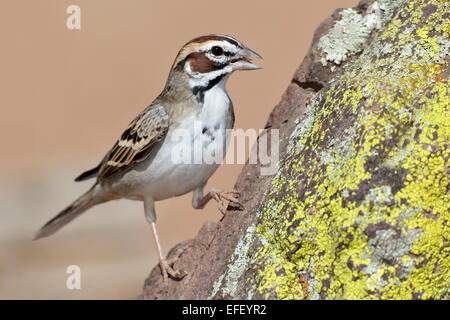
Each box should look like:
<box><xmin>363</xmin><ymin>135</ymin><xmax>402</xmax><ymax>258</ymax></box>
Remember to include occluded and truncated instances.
<box><xmin>159</xmin><ymin>245</ymin><xmax>187</xmax><ymax>286</ymax></box>
<box><xmin>209</xmin><ymin>188</ymin><xmax>243</xmax><ymax>215</ymax></box>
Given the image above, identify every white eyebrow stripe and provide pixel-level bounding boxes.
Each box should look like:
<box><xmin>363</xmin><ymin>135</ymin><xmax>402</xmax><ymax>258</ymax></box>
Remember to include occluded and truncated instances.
<box><xmin>198</xmin><ymin>41</ymin><xmax>240</xmax><ymax>55</ymax></box>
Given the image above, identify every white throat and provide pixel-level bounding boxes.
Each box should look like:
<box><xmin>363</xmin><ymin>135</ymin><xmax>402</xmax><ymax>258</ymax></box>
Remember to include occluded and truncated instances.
<box><xmin>201</xmin><ymin>75</ymin><xmax>231</xmax><ymax>121</ymax></box>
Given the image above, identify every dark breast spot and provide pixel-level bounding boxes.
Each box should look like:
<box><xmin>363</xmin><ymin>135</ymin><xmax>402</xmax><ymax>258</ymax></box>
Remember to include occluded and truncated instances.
<box><xmin>202</xmin><ymin>127</ymin><xmax>215</xmax><ymax>142</ymax></box>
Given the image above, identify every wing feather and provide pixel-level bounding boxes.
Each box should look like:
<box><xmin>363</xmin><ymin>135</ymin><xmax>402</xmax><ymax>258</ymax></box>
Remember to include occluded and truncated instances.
<box><xmin>97</xmin><ymin>104</ymin><xmax>169</xmax><ymax>180</ymax></box>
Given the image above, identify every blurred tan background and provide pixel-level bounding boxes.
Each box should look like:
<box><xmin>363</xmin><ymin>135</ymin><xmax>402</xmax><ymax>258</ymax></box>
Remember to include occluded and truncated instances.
<box><xmin>0</xmin><ymin>0</ymin><xmax>357</xmax><ymax>299</ymax></box>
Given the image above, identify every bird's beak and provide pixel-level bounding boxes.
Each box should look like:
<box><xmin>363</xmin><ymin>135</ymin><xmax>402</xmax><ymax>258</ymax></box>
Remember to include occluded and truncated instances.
<box><xmin>230</xmin><ymin>47</ymin><xmax>262</xmax><ymax>71</ymax></box>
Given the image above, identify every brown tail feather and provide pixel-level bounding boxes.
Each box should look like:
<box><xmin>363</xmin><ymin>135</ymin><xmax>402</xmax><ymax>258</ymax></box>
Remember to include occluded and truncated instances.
<box><xmin>74</xmin><ymin>166</ymin><xmax>99</xmax><ymax>182</ymax></box>
<box><xmin>33</xmin><ymin>185</ymin><xmax>104</xmax><ymax>240</ymax></box>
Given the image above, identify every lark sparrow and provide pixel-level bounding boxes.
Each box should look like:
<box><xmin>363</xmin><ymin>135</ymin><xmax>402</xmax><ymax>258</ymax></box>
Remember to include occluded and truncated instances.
<box><xmin>34</xmin><ymin>34</ymin><xmax>261</xmax><ymax>284</ymax></box>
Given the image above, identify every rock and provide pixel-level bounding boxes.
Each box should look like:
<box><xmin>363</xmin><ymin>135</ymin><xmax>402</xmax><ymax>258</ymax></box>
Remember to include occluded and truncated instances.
<box><xmin>142</xmin><ymin>0</ymin><xmax>449</xmax><ymax>299</ymax></box>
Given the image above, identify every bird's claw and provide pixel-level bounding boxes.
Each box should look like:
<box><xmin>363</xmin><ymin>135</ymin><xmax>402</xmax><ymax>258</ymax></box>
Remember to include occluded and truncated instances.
<box><xmin>159</xmin><ymin>246</ymin><xmax>187</xmax><ymax>286</ymax></box>
<box><xmin>210</xmin><ymin>189</ymin><xmax>243</xmax><ymax>215</ymax></box>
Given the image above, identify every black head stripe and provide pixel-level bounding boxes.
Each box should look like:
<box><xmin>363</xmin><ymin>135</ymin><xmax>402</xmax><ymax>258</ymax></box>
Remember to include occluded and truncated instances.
<box><xmin>223</xmin><ymin>37</ymin><xmax>242</xmax><ymax>48</ymax></box>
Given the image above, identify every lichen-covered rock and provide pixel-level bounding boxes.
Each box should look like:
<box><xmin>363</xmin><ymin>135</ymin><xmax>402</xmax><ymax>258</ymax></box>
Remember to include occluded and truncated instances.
<box><xmin>142</xmin><ymin>0</ymin><xmax>449</xmax><ymax>300</ymax></box>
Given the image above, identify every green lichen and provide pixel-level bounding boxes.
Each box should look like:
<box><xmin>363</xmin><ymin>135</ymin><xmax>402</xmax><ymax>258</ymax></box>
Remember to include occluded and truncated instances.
<box><xmin>248</xmin><ymin>0</ymin><xmax>449</xmax><ymax>300</ymax></box>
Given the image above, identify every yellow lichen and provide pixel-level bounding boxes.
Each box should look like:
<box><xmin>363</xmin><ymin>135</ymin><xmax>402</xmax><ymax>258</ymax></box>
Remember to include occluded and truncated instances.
<box><xmin>249</xmin><ymin>0</ymin><xmax>449</xmax><ymax>300</ymax></box>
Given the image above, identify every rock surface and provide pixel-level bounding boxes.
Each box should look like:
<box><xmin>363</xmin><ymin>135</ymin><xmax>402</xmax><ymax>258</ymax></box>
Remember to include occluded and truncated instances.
<box><xmin>142</xmin><ymin>0</ymin><xmax>449</xmax><ymax>299</ymax></box>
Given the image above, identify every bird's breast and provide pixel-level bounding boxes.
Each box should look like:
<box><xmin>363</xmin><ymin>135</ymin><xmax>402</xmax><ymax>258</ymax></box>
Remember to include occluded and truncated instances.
<box><xmin>115</xmin><ymin>83</ymin><xmax>234</xmax><ymax>201</ymax></box>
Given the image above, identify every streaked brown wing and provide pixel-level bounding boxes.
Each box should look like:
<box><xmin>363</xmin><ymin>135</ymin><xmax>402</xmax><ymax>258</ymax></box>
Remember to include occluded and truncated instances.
<box><xmin>97</xmin><ymin>104</ymin><xmax>169</xmax><ymax>180</ymax></box>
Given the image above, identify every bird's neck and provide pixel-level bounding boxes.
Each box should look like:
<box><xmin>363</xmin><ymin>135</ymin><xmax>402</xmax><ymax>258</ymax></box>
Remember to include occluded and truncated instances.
<box><xmin>161</xmin><ymin>69</ymin><xmax>231</xmax><ymax>105</ymax></box>
<box><xmin>192</xmin><ymin>73</ymin><xmax>230</xmax><ymax>104</ymax></box>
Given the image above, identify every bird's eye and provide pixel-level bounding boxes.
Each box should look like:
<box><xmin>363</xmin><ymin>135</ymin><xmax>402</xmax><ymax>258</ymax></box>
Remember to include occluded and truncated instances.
<box><xmin>211</xmin><ymin>46</ymin><xmax>223</xmax><ymax>56</ymax></box>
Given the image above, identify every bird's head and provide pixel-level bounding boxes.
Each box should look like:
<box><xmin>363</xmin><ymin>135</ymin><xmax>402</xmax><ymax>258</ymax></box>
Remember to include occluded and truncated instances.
<box><xmin>166</xmin><ymin>34</ymin><xmax>261</xmax><ymax>99</ymax></box>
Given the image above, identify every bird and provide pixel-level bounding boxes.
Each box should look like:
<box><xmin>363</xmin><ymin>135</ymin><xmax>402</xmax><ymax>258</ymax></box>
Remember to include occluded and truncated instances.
<box><xmin>33</xmin><ymin>34</ymin><xmax>262</xmax><ymax>285</ymax></box>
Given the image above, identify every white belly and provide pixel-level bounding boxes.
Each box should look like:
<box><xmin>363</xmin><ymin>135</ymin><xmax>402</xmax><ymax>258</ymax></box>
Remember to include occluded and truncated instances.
<box><xmin>111</xmin><ymin>80</ymin><xmax>233</xmax><ymax>201</ymax></box>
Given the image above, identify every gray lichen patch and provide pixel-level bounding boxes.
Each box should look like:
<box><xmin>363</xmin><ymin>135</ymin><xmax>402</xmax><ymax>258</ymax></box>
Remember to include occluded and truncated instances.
<box><xmin>320</xmin><ymin>126</ymin><xmax>357</xmax><ymax>177</ymax></box>
<box><xmin>287</xmin><ymin>93</ymin><xmax>320</xmax><ymax>155</ymax></box>
<box><xmin>377</xmin><ymin>0</ymin><xmax>405</xmax><ymax>26</ymax></box>
<box><xmin>362</xmin><ymin>227</ymin><xmax>420</xmax><ymax>289</ymax></box>
<box><xmin>366</xmin><ymin>186</ymin><xmax>394</xmax><ymax>207</ymax></box>
<box><xmin>318</xmin><ymin>8</ymin><xmax>376</xmax><ymax>65</ymax></box>
<box><xmin>318</xmin><ymin>0</ymin><xmax>405</xmax><ymax>66</ymax></box>
<box><xmin>367</xmin><ymin>229</ymin><xmax>412</xmax><ymax>263</ymax></box>
<box><xmin>208</xmin><ymin>223</ymin><xmax>256</xmax><ymax>299</ymax></box>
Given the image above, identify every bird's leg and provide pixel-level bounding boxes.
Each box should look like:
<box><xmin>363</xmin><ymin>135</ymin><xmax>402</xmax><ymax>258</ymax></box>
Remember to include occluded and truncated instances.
<box><xmin>144</xmin><ymin>198</ymin><xmax>186</xmax><ymax>286</ymax></box>
<box><xmin>192</xmin><ymin>186</ymin><xmax>242</xmax><ymax>215</ymax></box>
